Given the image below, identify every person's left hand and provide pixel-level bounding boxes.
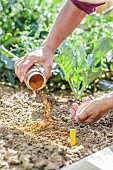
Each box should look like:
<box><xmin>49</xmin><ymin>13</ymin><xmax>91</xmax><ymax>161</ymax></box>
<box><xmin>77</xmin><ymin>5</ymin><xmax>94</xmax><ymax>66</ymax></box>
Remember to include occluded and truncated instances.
<box><xmin>69</xmin><ymin>96</ymin><xmax>110</xmax><ymax>124</ymax></box>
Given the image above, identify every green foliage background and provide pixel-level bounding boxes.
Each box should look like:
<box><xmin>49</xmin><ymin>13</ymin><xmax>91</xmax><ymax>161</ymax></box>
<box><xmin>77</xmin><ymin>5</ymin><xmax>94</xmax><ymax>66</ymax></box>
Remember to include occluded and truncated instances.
<box><xmin>0</xmin><ymin>0</ymin><xmax>113</xmax><ymax>99</ymax></box>
<box><xmin>0</xmin><ymin>0</ymin><xmax>63</xmax><ymax>55</ymax></box>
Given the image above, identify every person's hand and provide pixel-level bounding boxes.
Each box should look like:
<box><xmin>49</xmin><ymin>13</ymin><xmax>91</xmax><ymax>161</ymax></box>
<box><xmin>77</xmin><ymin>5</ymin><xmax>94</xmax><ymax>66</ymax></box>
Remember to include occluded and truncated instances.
<box><xmin>14</xmin><ymin>46</ymin><xmax>54</xmax><ymax>82</ymax></box>
<box><xmin>69</xmin><ymin>95</ymin><xmax>111</xmax><ymax>124</ymax></box>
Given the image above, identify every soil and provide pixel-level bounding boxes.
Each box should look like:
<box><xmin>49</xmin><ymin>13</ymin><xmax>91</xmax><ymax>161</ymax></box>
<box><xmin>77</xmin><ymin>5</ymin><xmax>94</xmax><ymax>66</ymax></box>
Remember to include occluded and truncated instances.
<box><xmin>0</xmin><ymin>83</ymin><xmax>113</xmax><ymax>170</ymax></box>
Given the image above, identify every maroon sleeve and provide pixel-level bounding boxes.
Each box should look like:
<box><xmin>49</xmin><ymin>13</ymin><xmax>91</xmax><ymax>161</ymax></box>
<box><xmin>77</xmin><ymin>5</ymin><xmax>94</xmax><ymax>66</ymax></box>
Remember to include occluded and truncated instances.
<box><xmin>71</xmin><ymin>0</ymin><xmax>105</xmax><ymax>14</ymax></box>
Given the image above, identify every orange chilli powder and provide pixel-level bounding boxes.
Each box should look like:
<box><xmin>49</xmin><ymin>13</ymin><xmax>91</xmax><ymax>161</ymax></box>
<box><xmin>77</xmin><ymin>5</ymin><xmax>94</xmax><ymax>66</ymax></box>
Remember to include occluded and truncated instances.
<box><xmin>29</xmin><ymin>74</ymin><xmax>44</xmax><ymax>91</ymax></box>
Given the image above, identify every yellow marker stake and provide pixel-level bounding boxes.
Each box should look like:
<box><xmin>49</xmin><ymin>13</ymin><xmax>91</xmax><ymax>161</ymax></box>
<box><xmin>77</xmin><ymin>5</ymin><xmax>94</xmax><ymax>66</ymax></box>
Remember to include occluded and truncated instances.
<box><xmin>70</xmin><ymin>129</ymin><xmax>76</xmax><ymax>146</ymax></box>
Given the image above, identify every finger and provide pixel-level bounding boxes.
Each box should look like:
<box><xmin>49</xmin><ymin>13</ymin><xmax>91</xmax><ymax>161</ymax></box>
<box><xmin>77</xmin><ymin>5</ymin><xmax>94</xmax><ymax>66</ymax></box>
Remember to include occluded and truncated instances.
<box><xmin>14</xmin><ymin>59</ymin><xmax>21</xmax><ymax>74</ymax></box>
<box><xmin>86</xmin><ymin>97</ymin><xmax>91</xmax><ymax>101</ymax></box>
<box><xmin>14</xmin><ymin>59</ymin><xmax>23</xmax><ymax>81</ymax></box>
<box><xmin>16</xmin><ymin>54</ymin><xmax>38</xmax><ymax>82</ymax></box>
<box><xmin>14</xmin><ymin>58</ymin><xmax>21</xmax><ymax>64</ymax></box>
<box><xmin>19</xmin><ymin>52</ymin><xmax>47</xmax><ymax>81</ymax></box>
<box><xmin>81</xmin><ymin>117</ymin><xmax>95</xmax><ymax>124</ymax></box>
<box><xmin>81</xmin><ymin>116</ymin><xmax>98</xmax><ymax>124</ymax></box>
<box><xmin>43</xmin><ymin>65</ymin><xmax>52</xmax><ymax>80</ymax></box>
<box><xmin>82</xmin><ymin>97</ymin><xmax>91</xmax><ymax>102</ymax></box>
<box><xmin>15</xmin><ymin>58</ymin><xmax>28</xmax><ymax>82</ymax></box>
<box><xmin>69</xmin><ymin>103</ymin><xmax>78</xmax><ymax>118</ymax></box>
<box><xmin>69</xmin><ymin>108</ymin><xmax>76</xmax><ymax>119</ymax></box>
<box><xmin>19</xmin><ymin>59</ymin><xmax>36</xmax><ymax>82</ymax></box>
<box><xmin>14</xmin><ymin>56</ymin><xmax>29</xmax><ymax>82</ymax></box>
<box><xmin>82</xmin><ymin>97</ymin><xmax>87</xmax><ymax>102</ymax></box>
<box><xmin>14</xmin><ymin>58</ymin><xmax>22</xmax><ymax>69</ymax></box>
<box><xmin>77</xmin><ymin>110</ymin><xmax>89</xmax><ymax>122</ymax></box>
<box><xmin>72</xmin><ymin>103</ymin><xmax>78</xmax><ymax>110</ymax></box>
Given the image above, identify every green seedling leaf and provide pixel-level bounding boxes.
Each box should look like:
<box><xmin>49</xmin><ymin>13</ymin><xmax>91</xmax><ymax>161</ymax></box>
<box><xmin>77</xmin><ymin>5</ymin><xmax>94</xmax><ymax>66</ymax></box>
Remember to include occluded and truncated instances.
<box><xmin>92</xmin><ymin>37</ymin><xmax>113</xmax><ymax>67</ymax></box>
<box><xmin>54</xmin><ymin>37</ymin><xmax>113</xmax><ymax>100</ymax></box>
<box><xmin>87</xmin><ymin>67</ymin><xmax>102</xmax><ymax>84</ymax></box>
<box><xmin>54</xmin><ymin>41</ymin><xmax>76</xmax><ymax>81</ymax></box>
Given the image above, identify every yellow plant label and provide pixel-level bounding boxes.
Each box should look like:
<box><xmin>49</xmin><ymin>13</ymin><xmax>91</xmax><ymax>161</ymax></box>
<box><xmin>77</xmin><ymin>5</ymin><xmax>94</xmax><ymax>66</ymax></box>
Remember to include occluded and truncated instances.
<box><xmin>70</xmin><ymin>129</ymin><xmax>76</xmax><ymax>146</ymax></box>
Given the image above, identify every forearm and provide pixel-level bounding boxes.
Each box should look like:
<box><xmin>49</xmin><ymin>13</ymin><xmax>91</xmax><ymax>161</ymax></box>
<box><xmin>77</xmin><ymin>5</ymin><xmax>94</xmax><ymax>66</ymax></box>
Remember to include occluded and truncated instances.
<box><xmin>96</xmin><ymin>92</ymin><xmax>113</xmax><ymax>110</ymax></box>
<box><xmin>42</xmin><ymin>0</ymin><xmax>86</xmax><ymax>52</ymax></box>
<box><xmin>106</xmin><ymin>92</ymin><xmax>113</xmax><ymax>109</ymax></box>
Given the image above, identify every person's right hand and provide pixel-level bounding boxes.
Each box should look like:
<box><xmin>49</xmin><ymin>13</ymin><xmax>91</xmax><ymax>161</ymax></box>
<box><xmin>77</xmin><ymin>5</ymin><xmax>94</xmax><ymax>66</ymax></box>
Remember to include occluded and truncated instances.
<box><xmin>14</xmin><ymin>46</ymin><xmax>54</xmax><ymax>82</ymax></box>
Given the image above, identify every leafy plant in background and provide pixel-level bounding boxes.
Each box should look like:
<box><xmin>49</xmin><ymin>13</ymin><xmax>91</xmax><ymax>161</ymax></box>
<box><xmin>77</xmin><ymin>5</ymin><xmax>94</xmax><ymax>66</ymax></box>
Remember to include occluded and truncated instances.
<box><xmin>0</xmin><ymin>45</ymin><xmax>16</xmax><ymax>86</ymax></box>
<box><xmin>68</xmin><ymin>13</ymin><xmax>113</xmax><ymax>55</ymax></box>
<box><xmin>10</xmin><ymin>26</ymin><xmax>42</xmax><ymax>58</ymax></box>
<box><xmin>55</xmin><ymin>37</ymin><xmax>113</xmax><ymax>100</ymax></box>
<box><xmin>0</xmin><ymin>0</ymin><xmax>62</xmax><ymax>86</ymax></box>
<box><xmin>0</xmin><ymin>0</ymin><xmax>62</xmax><ymax>50</ymax></box>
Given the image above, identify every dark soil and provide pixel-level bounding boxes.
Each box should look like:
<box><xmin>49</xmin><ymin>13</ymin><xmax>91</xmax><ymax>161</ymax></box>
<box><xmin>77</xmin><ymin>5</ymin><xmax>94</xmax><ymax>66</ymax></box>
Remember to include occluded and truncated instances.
<box><xmin>0</xmin><ymin>84</ymin><xmax>113</xmax><ymax>170</ymax></box>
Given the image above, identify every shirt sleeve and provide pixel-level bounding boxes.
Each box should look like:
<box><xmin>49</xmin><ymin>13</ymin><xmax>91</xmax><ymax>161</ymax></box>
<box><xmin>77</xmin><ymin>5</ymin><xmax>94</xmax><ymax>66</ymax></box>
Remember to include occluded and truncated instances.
<box><xmin>71</xmin><ymin>0</ymin><xmax>105</xmax><ymax>14</ymax></box>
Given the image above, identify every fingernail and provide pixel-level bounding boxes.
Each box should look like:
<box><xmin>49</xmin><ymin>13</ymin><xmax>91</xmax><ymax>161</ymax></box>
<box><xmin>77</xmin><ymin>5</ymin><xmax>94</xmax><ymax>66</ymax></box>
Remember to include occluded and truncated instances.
<box><xmin>20</xmin><ymin>76</ymin><xmax>24</xmax><ymax>82</ymax></box>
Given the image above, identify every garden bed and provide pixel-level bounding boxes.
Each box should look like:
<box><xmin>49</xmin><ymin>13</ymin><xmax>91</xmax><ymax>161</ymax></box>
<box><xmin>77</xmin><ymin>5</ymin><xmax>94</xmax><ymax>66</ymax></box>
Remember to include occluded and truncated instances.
<box><xmin>0</xmin><ymin>84</ymin><xmax>113</xmax><ymax>170</ymax></box>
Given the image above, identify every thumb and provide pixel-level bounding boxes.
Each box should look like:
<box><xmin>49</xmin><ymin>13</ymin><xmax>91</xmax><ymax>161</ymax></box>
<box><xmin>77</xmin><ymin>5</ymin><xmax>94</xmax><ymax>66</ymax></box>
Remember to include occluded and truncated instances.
<box><xmin>77</xmin><ymin>110</ymin><xmax>89</xmax><ymax>122</ymax></box>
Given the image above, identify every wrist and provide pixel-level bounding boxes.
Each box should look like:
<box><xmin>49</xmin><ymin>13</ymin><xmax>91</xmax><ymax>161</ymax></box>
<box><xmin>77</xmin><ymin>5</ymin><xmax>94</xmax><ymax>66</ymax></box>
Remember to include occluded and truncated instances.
<box><xmin>42</xmin><ymin>41</ymin><xmax>57</xmax><ymax>54</ymax></box>
<box><xmin>98</xmin><ymin>92</ymin><xmax>113</xmax><ymax>110</ymax></box>
<box><xmin>106</xmin><ymin>92</ymin><xmax>113</xmax><ymax>109</ymax></box>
